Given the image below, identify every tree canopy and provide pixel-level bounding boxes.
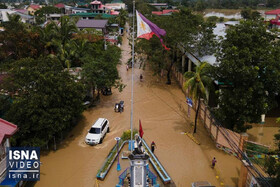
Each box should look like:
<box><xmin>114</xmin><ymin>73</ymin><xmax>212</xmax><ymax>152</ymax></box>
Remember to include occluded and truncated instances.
<box><xmin>136</xmin><ymin>8</ymin><xmax>216</xmax><ymax>84</ymax></box>
<box><xmin>1</xmin><ymin>57</ymin><xmax>85</xmax><ymax>147</ymax></box>
<box><xmin>0</xmin><ymin>15</ymin><xmax>123</xmax><ymax>148</ymax></box>
<box><xmin>211</xmin><ymin>20</ymin><xmax>280</xmax><ymax>132</ymax></box>
<box><xmin>0</xmin><ymin>14</ymin><xmax>44</xmax><ymax>63</ymax></box>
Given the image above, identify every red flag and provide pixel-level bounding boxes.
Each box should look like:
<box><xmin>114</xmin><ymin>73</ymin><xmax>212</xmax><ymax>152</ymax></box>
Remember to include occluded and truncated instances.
<box><xmin>139</xmin><ymin>119</ymin><xmax>144</xmax><ymax>138</ymax></box>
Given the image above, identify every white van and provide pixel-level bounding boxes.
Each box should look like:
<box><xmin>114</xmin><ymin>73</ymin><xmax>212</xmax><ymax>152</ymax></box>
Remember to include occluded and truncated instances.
<box><xmin>85</xmin><ymin>118</ymin><xmax>110</xmax><ymax>145</ymax></box>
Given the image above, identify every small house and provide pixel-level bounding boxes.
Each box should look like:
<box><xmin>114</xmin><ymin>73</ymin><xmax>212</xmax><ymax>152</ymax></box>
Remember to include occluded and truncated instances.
<box><xmin>0</xmin><ymin>118</ymin><xmax>18</xmax><ymax>184</ymax></box>
<box><xmin>76</xmin><ymin>19</ymin><xmax>108</xmax><ymax>34</ymax></box>
<box><xmin>27</xmin><ymin>4</ymin><xmax>41</xmax><ymax>15</ymax></box>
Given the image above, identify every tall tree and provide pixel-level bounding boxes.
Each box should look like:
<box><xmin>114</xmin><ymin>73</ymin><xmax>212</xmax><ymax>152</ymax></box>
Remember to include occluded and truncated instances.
<box><xmin>212</xmin><ymin>20</ymin><xmax>280</xmax><ymax>132</ymax></box>
<box><xmin>116</xmin><ymin>9</ymin><xmax>128</xmax><ymax>28</ymax></box>
<box><xmin>34</xmin><ymin>6</ymin><xmax>60</xmax><ymax>25</ymax></box>
<box><xmin>1</xmin><ymin>57</ymin><xmax>85</xmax><ymax>147</ymax></box>
<box><xmin>184</xmin><ymin>62</ymin><xmax>212</xmax><ymax>133</ymax></box>
<box><xmin>81</xmin><ymin>44</ymin><xmax>122</xmax><ymax>98</ymax></box>
<box><xmin>137</xmin><ymin>8</ymin><xmax>216</xmax><ymax>84</ymax></box>
<box><xmin>0</xmin><ymin>14</ymin><xmax>44</xmax><ymax>62</ymax></box>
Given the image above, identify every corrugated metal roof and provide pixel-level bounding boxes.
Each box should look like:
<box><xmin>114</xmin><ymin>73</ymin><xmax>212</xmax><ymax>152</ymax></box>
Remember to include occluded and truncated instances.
<box><xmin>55</xmin><ymin>3</ymin><xmax>65</xmax><ymax>8</ymax></box>
<box><xmin>265</xmin><ymin>9</ymin><xmax>280</xmax><ymax>15</ymax></box>
<box><xmin>29</xmin><ymin>4</ymin><xmax>41</xmax><ymax>10</ymax></box>
<box><xmin>90</xmin><ymin>0</ymin><xmax>102</xmax><ymax>4</ymax></box>
<box><xmin>70</xmin><ymin>13</ymin><xmax>115</xmax><ymax>18</ymax></box>
<box><xmin>0</xmin><ymin>118</ymin><xmax>18</xmax><ymax>144</ymax></box>
<box><xmin>76</xmin><ymin>19</ymin><xmax>108</xmax><ymax>29</ymax></box>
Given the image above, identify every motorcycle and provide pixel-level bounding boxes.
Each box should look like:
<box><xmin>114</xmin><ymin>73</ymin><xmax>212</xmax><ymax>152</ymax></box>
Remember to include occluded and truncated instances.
<box><xmin>114</xmin><ymin>101</ymin><xmax>124</xmax><ymax>113</ymax></box>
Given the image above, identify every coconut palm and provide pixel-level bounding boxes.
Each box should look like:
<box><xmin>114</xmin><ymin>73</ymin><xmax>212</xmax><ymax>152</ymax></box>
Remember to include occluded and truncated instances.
<box><xmin>184</xmin><ymin>62</ymin><xmax>212</xmax><ymax>133</ymax></box>
<box><xmin>116</xmin><ymin>9</ymin><xmax>128</xmax><ymax>28</ymax></box>
<box><xmin>53</xmin><ymin>16</ymin><xmax>78</xmax><ymax>48</ymax></box>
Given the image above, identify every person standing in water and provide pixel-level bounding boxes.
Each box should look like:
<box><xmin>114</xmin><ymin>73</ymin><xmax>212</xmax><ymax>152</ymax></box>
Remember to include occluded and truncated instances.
<box><xmin>151</xmin><ymin>141</ymin><xmax>156</xmax><ymax>153</ymax></box>
<box><xmin>211</xmin><ymin>157</ymin><xmax>217</xmax><ymax>169</ymax></box>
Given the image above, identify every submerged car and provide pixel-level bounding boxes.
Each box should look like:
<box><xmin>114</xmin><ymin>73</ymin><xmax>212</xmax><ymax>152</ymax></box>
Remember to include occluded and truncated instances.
<box><xmin>85</xmin><ymin>118</ymin><xmax>110</xmax><ymax>145</ymax></box>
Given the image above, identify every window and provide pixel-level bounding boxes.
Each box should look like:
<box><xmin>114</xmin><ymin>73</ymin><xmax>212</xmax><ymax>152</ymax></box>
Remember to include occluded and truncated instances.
<box><xmin>102</xmin><ymin>121</ymin><xmax>108</xmax><ymax>131</ymax></box>
<box><xmin>89</xmin><ymin>128</ymin><xmax>100</xmax><ymax>134</ymax></box>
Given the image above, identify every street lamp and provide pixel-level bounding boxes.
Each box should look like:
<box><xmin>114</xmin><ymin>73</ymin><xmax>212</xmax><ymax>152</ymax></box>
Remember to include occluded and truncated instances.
<box><xmin>115</xmin><ymin>137</ymin><xmax>121</xmax><ymax>171</ymax></box>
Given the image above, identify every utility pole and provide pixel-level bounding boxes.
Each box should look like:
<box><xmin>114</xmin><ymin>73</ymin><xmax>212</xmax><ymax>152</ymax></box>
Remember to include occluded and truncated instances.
<box><xmin>130</xmin><ymin>0</ymin><xmax>135</xmax><ymax>152</ymax></box>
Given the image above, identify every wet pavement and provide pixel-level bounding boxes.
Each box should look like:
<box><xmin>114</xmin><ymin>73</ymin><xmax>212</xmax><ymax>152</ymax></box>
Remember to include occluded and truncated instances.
<box><xmin>36</xmin><ymin>30</ymin><xmax>241</xmax><ymax>187</ymax></box>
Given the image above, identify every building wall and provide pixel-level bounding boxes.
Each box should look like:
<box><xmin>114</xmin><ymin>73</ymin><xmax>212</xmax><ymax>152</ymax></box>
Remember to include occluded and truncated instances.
<box><xmin>72</xmin><ymin>9</ymin><xmax>88</xmax><ymax>14</ymax></box>
<box><xmin>27</xmin><ymin>7</ymin><xmax>36</xmax><ymax>15</ymax></box>
<box><xmin>0</xmin><ymin>138</ymin><xmax>9</xmax><ymax>184</ymax></box>
<box><xmin>265</xmin><ymin>14</ymin><xmax>277</xmax><ymax>21</ymax></box>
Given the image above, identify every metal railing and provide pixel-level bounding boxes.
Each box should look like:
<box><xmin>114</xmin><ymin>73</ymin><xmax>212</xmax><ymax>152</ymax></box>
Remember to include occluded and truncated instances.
<box><xmin>118</xmin><ymin>167</ymin><xmax>129</xmax><ymax>185</ymax></box>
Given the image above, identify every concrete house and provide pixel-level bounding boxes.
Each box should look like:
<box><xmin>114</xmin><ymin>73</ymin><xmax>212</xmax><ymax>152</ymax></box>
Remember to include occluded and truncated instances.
<box><xmin>27</xmin><ymin>4</ymin><xmax>41</xmax><ymax>15</ymax></box>
<box><xmin>0</xmin><ymin>118</ymin><xmax>18</xmax><ymax>185</ymax></box>
<box><xmin>76</xmin><ymin>19</ymin><xmax>108</xmax><ymax>34</ymax></box>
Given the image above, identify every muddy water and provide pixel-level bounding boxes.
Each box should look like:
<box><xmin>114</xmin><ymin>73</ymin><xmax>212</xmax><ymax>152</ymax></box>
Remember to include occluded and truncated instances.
<box><xmin>36</xmin><ymin>30</ymin><xmax>241</xmax><ymax>187</ymax></box>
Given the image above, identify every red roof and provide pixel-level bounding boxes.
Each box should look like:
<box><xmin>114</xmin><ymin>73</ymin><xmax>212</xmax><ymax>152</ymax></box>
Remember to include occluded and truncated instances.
<box><xmin>162</xmin><ymin>9</ymin><xmax>179</xmax><ymax>14</ymax></box>
<box><xmin>110</xmin><ymin>11</ymin><xmax>119</xmax><ymax>15</ymax></box>
<box><xmin>0</xmin><ymin>118</ymin><xmax>18</xmax><ymax>144</ymax></box>
<box><xmin>55</xmin><ymin>3</ymin><xmax>65</xmax><ymax>8</ymax></box>
<box><xmin>152</xmin><ymin>11</ymin><xmax>162</xmax><ymax>15</ymax></box>
<box><xmin>265</xmin><ymin>9</ymin><xmax>280</xmax><ymax>15</ymax></box>
<box><xmin>152</xmin><ymin>10</ymin><xmax>179</xmax><ymax>15</ymax></box>
<box><xmin>90</xmin><ymin>0</ymin><xmax>102</xmax><ymax>4</ymax></box>
<box><xmin>29</xmin><ymin>4</ymin><xmax>41</xmax><ymax>10</ymax></box>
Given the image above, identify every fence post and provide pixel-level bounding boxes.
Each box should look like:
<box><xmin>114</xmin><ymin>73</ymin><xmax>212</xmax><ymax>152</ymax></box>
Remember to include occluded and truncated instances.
<box><xmin>215</xmin><ymin>125</ymin><xmax>219</xmax><ymax>142</ymax></box>
<box><xmin>237</xmin><ymin>133</ymin><xmax>249</xmax><ymax>187</ymax></box>
<box><xmin>238</xmin><ymin>133</ymin><xmax>248</xmax><ymax>159</ymax></box>
<box><xmin>199</xmin><ymin>98</ymin><xmax>203</xmax><ymax>120</ymax></box>
<box><xmin>238</xmin><ymin>160</ymin><xmax>250</xmax><ymax>187</ymax></box>
<box><xmin>204</xmin><ymin>106</ymin><xmax>207</xmax><ymax>127</ymax></box>
<box><xmin>209</xmin><ymin>116</ymin><xmax>212</xmax><ymax>135</ymax></box>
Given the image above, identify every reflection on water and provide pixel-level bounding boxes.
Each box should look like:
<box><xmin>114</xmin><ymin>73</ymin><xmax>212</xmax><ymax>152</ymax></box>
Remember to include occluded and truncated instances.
<box><xmin>205</xmin><ymin>12</ymin><xmax>242</xmax><ymax>19</ymax></box>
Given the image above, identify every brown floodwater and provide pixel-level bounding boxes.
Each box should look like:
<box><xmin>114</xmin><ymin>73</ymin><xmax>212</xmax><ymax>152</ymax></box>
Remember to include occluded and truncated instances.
<box><xmin>35</xmin><ymin>30</ymin><xmax>242</xmax><ymax>187</ymax></box>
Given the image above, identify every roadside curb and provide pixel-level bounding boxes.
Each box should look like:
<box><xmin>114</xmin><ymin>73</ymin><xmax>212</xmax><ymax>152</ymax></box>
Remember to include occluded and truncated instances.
<box><xmin>184</xmin><ymin>132</ymin><xmax>201</xmax><ymax>145</ymax></box>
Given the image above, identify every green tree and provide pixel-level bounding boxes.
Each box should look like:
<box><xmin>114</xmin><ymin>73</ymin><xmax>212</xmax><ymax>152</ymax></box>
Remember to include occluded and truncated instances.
<box><xmin>195</xmin><ymin>0</ymin><xmax>206</xmax><ymax>11</ymax></box>
<box><xmin>40</xmin><ymin>17</ymin><xmax>79</xmax><ymax>68</ymax></box>
<box><xmin>82</xmin><ymin>44</ymin><xmax>122</xmax><ymax>98</ymax></box>
<box><xmin>241</xmin><ymin>8</ymin><xmax>261</xmax><ymax>20</ymax></box>
<box><xmin>212</xmin><ymin>20</ymin><xmax>280</xmax><ymax>132</ymax></box>
<box><xmin>207</xmin><ymin>16</ymin><xmax>219</xmax><ymax>23</ymax></box>
<box><xmin>184</xmin><ymin>62</ymin><xmax>212</xmax><ymax>133</ymax></box>
<box><xmin>52</xmin><ymin>16</ymin><xmax>78</xmax><ymax>48</ymax></box>
<box><xmin>0</xmin><ymin>14</ymin><xmax>44</xmax><ymax>62</ymax></box>
<box><xmin>116</xmin><ymin>9</ymin><xmax>128</xmax><ymax>28</ymax></box>
<box><xmin>34</xmin><ymin>6</ymin><xmax>60</xmax><ymax>25</ymax></box>
<box><xmin>241</xmin><ymin>8</ymin><xmax>252</xmax><ymax>19</ymax></box>
<box><xmin>137</xmin><ymin>8</ymin><xmax>216</xmax><ymax>84</ymax></box>
<box><xmin>1</xmin><ymin>57</ymin><xmax>85</xmax><ymax>147</ymax></box>
<box><xmin>0</xmin><ymin>4</ymin><xmax>7</xmax><ymax>9</ymax></box>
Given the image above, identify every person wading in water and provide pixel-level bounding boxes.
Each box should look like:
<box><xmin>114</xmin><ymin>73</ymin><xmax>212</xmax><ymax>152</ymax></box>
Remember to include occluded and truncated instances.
<box><xmin>151</xmin><ymin>141</ymin><xmax>156</xmax><ymax>153</ymax></box>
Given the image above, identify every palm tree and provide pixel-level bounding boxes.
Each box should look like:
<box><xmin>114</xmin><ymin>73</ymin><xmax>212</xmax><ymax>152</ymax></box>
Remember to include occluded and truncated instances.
<box><xmin>184</xmin><ymin>62</ymin><xmax>212</xmax><ymax>134</ymax></box>
<box><xmin>116</xmin><ymin>9</ymin><xmax>128</xmax><ymax>28</ymax></box>
<box><xmin>54</xmin><ymin>16</ymin><xmax>78</xmax><ymax>48</ymax></box>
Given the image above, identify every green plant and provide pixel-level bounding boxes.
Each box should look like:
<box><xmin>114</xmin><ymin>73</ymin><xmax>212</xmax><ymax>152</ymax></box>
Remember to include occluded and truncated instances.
<box><xmin>207</xmin><ymin>16</ymin><xmax>218</xmax><ymax>23</ymax></box>
<box><xmin>121</xmin><ymin>129</ymin><xmax>137</xmax><ymax>141</ymax></box>
<box><xmin>219</xmin><ymin>17</ymin><xmax>225</xmax><ymax>22</ymax></box>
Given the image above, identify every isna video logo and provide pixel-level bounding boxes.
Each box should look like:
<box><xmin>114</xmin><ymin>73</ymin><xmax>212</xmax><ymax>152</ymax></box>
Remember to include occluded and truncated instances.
<box><xmin>7</xmin><ymin>147</ymin><xmax>40</xmax><ymax>181</ymax></box>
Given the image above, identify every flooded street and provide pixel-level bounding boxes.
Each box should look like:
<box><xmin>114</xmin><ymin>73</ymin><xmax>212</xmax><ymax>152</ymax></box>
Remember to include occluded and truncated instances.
<box><xmin>36</xmin><ymin>31</ymin><xmax>241</xmax><ymax>187</ymax></box>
